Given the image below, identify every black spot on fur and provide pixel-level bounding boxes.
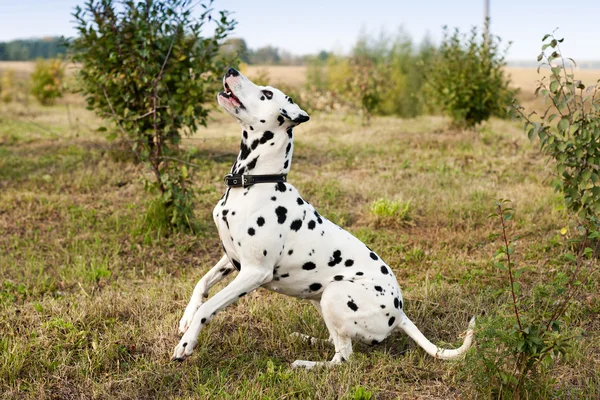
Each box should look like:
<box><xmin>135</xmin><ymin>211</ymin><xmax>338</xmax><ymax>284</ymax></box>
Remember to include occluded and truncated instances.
<box><xmin>347</xmin><ymin>301</ymin><xmax>358</xmax><ymax>312</ymax></box>
<box><xmin>288</xmin><ymin>249</ymin><xmax>294</xmax><ymax>255</ymax></box>
<box><xmin>370</xmin><ymin>252</ymin><xmax>378</xmax><ymax>260</ymax></box>
<box><xmin>394</xmin><ymin>297</ymin><xmax>402</xmax><ymax>309</ymax></box>
<box><xmin>287</xmin><ymin>97</ymin><xmax>294</xmax><ymax>104</ymax></box>
<box><xmin>308</xmin><ymin>220</ymin><xmax>316</xmax><ymax>230</ymax></box>
<box><xmin>380</xmin><ymin>305</ymin><xmax>386</xmax><ymax>309</ymax></box>
<box><xmin>260</xmin><ymin>96</ymin><xmax>265</xmax><ymax>101</ymax></box>
<box><xmin>328</xmin><ymin>250</ymin><xmax>342</xmax><ymax>266</ymax></box>
<box><xmin>388</xmin><ymin>317</ymin><xmax>396</xmax><ymax>327</ymax></box>
<box><xmin>281</xmin><ymin>273</ymin><xmax>289</xmax><ymax>278</ymax></box>
<box><xmin>286</xmin><ymin>127</ymin><xmax>293</xmax><ymax>138</ymax></box>
<box><xmin>283</xmin><ymin>160</ymin><xmax>289</xmax><ymax>169</ymax></box>
<box><xmin>380</xmin><ymin>265</ymin><xmax>389</xmax><ymax>275</ymax></box>
<box><xmin>277</xmin><ymin>115</ymin><xmax>285</xmax><ymax>126</ymax></box>
<box><xmin>263</xmin><ymin>250</ymin><xmax>267</xmax><ymax>256</ymax></box>
<box><xmin>334</xmin><ymin>275</ymin><xmax>344</xmax><ymax>281</ymax></box>
<box><xmin>275</xmin><ymin>206</ymin><xmax>288</xmax><ymax>224</ymax></box>
<box><xmin>260</xmin><ymin>131</ymin><xmax>274</xmax><ymax>144</ymax></box>
<box><xmin>251</xmin><ymin>139</ymin><xmax>259</xmax><ymax>150</ymax></box>
<box><xmin>249</xmin><ymin>126</ymin><xmax>254</xmax><ymax>130</ymax></box>
<box><xmin>344</xmin><ymin>259</ymin><xmax>354</xmax><ymax>267</ymax></box>
<box><xmin>309</xmin><ymin>283</ymin><xmax>322</xmax><ymax>291</ymax></box>
<box><xmin>296</xmin><ymin>197</ymin><xmax>304</xmax><ymax>205</ymax></box>
<box><xmin>290</xmin><ymin>219</ymin><xmax>302</xmax><ymax>231</ymax></box>
<box><xmin>314</xmin><ymin>211</ymin><xmax>323</xmax><ymax>224</ymax></box>
<box><xmin>247</xmin><ymin>156</ymin><xmax>259</xmax><ymax>170</ymax></box>
<box><xmin>285</xmin><ymin>142</ymin><xmax>292</xmax><ymax>155</ymax></box>
<box><xmin>257</xmin><ymin>217</ymin><xmax>265</xmax><ymax>226</ymax></box>
<box><xmin>271</xmin><ymin>196</ymin><xmax>277</xmax><ymax>201</ymax></box>
<box><xmin>243</xmin><ymin>131</ymin><xmax>248</xmax><ymax>139</ymax></box>
<box><xmin>239</xmin><ymin>142</ymin><xmax>251</xmax><ymax>160</ymax></box>
<box><xmin>201</xmin><ymin>318</ymin><xmax>206</xmax><ymax>324</ymax></box>
<box><xmin>248</xmin><ymin>227</ymin><xmax>255</xmax><ymax>236</ymax></box>
<box><xmin>374</xmin><ymin>285</ymin><xmax>383</xmax><ymax>292</ymax></box>
<box><xmin>232</xmin><ymin>259</ymin><xmax>241</xmax><ymax>270</ymax></box>
<box><xmin>275</xmin><ymin>182</ymin><xmax>286</xmax><ymax>192</ymax></box>
<box><xmin>260</xmin><ymin>119</ymin><xmax>266</xmax><ymax>123</ymax></box>
<box><xmin>302</xmin><ymin>262</ymin><xmax>316</xmax><ymax>270</ymax></box>
<box><xmin>356</xmin><ymin>271</ymin><xmax>363</xmax><ymax>276</ymax></box>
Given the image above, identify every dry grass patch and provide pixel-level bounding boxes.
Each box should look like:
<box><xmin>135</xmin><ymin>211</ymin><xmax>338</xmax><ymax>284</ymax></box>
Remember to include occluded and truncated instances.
<box><xmin>1</xmin><ymin>87</ymin><xmax>599</xmax><ymax>398</ymax></box>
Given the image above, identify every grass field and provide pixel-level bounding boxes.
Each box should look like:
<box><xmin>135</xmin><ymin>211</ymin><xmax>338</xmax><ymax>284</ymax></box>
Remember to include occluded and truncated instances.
<box><xmin>1</xmin><ymin>64</ymin><xmax>600</xmax><ymax>399</ymax></box>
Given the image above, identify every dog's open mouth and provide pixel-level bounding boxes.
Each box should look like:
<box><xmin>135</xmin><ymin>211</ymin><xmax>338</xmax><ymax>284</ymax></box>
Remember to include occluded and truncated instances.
<box><xmin>220</xmin><ymin>82</ymin><xmax>245</xmax><ymax>109</ymax></box>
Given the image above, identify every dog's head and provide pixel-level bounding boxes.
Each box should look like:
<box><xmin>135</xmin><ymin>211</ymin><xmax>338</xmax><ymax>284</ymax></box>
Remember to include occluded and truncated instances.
<box><xmin>217</xmin><ymin>68</ymin><xmax>309</xmax><ymax>130</ymax></box>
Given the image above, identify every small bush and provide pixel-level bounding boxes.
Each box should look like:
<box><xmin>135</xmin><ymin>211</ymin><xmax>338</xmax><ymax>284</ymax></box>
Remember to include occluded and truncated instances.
<box><xmin>425</xmin><ymin>25</ymin><xmax>514</xmax><ymax>128</ymax></box>
<box><xmin>30</xmin><ymin>58</ymin><xmax>65</xmax><ymax>105</ymax></box>
<box><xmin>511</xmin><ymin>33</ymin><xmax>600</xmax><ymax>229</ymax></box>
<box><xmin>69</xmin><ymin>0</ymin><xmax>236</xmax><ymax>232</ymax></box>
<box><xmin>305</xmin><ymin>30</ymin><xmax>433</xmax><ymax>121</ymax></box>
<box><xmin>0</xmin><ymin>69</ymin><xmax>17</xmax><ymax>103</ymax></box>
<box><xmin>465</xmin><ymin>200</ymin><xmax>589</xmax><ymax>397</ymax></box>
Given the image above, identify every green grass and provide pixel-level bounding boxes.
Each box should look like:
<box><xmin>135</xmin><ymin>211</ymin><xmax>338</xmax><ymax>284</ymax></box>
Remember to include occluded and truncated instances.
<box><xmin>1</xmin><ymin>93</ymin><xmax>599</xmax><ymax>399</ymax></box>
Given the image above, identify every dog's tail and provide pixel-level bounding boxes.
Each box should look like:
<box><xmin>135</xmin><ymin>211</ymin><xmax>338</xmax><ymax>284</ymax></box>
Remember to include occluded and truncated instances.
<box><xmin>396</xmin><ymin>313</ymin><xmax>475</xmax><ymax>360</ymax></box>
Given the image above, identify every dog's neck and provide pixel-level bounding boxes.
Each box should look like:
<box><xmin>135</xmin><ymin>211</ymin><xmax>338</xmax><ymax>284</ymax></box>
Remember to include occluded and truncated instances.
<box><xmin>230</xmin><ymin>125</ymin><xmax>294</xmax><ymax>176</ymax></box>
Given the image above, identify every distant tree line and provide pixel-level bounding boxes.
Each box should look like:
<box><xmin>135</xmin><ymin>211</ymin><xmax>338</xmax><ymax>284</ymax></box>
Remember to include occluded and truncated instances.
<box><xmin>0</xmin><ymin>37</ymin><xmax>66</xmax><ymax>61</ymax></box>
<box><xmin>220</xmin><ymin>38</ymin><xmax>329</xmax><ymax>65</ymax></box>
<box><xmin>0</xmin><ymin>36</ymin><xmax>323</xmax><ymax>65</ymax></box>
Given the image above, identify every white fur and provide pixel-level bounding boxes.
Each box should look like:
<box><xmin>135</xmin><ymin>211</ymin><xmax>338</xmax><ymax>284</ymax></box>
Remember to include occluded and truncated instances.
<box><xmin>172</xmin><ymin>69</ymin><xmax>475</xmax><ymax>367</ymax></box>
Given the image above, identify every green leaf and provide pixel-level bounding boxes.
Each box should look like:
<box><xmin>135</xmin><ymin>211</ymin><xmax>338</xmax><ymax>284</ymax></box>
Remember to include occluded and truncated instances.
<box><xmin>558</xmin><ymin>117</ymin><xmax>569</xmax><ymax>133</ymax></box>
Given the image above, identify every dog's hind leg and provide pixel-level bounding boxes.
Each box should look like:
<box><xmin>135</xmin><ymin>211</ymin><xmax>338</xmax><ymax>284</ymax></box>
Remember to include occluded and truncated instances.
<box><xmin>291</xmin><ymin>332</ymin><xmax>352</xmax><ymax>369</ymax></box>
<box><xmin>179</xmin><ymin>255</ymin><xmax>234</xmax><ymax>334</ymax></box>
<box><xmin>291</xmin><ymin>285</ymin><xmax>357</xmax><ymax>369</ymax></box>
<box><xmin>290</xmin><ymin>300</ymin><xmax>333</xmax><ymax>345</ymax></box>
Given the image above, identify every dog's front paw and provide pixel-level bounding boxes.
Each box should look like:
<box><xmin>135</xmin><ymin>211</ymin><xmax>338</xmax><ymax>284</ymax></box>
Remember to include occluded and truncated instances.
<box><xmin>178</xmin><ymin>303</ymin><xmax>201</xmax><ymax>334</ymax></box>
<box><xmin>178</xmin><ymin>311</ymin><xmax>194</xmax><ymax>335</ymax></box>
<box><xmin>171</xmin><ymin>336</ymin><xmax>197</xmax><ymax>362</ymax></box>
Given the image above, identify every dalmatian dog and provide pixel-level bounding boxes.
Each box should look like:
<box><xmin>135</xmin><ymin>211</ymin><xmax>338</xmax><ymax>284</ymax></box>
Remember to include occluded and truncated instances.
<box><xmin>172</xmin><ymin>68</ymin><xmax>475</xmax><ymax>368</ymax></box>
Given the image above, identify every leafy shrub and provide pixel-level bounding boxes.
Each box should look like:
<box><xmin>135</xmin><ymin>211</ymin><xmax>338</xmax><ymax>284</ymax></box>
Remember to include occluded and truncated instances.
<box><xmin>306</xmin><ymin>30</ymin><xmax>433</xmax><ymax>121</ymax></box>
<box><xmin>425</xmin><ymin>25</ymin><xmax>514</xmax><ymax>128</ymax></box>
<box><xmin>465</xmin><ymin>200</ymin><xmax>591</xmax><ymax>398</ymax></box>
<box><xmin>30</xmin><ymin>58</ymin><xmax>65</xmax><ymax>105</ymax></box>
<box><xmin>0</xmin><ymin>69</ymin><xmax>17</xmax><ymax>103</ymax></box>
<box><xmin>511</xmin><ymin>33</ymin><xmax>600</xmax><ymax>229</ymax></box>
<box><xmin>69</xmin><ymin>0</ymin><xmax>236</xmax><ymax>232</ymax></box>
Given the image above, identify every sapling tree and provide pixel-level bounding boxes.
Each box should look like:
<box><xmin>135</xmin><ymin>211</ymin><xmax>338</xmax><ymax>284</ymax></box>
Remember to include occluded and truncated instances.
<box><xmin>70</xmin><ymin>0</ymin><xmax>236</xmax><ymax>230</ymax></box>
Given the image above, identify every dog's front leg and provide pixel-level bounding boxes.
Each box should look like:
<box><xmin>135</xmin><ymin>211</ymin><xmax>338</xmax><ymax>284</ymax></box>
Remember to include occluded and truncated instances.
<box><xmin>179</xmin><ymin>255</ymin><xmax>234</xmax><ymax>334</ymax></box>
<box><xmin>172</xmin><ymin>265</ymin><xmax>272</xmax><ymax>361</ymax></box>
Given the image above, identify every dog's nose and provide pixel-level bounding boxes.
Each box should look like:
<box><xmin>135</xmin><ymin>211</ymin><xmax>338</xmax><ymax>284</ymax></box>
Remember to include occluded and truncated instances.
<box><xmin>226</xmin><ymin>68</ymin><xmax>239</xmax><ymax>78</ymax></box>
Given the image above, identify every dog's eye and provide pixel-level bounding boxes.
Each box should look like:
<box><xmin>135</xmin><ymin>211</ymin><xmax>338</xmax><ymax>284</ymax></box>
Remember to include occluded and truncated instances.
<box><xmin>262</xmin><ymin>90</ymin><xmax>273</xmax><ymax>100</ymax></box>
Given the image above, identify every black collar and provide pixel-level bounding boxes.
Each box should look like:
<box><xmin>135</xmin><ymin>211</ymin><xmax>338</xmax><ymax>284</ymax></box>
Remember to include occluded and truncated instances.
<box><xmin>224</xmin><ymin>173</ymin><xmax>287</xmax><ymax>188</ymax></box>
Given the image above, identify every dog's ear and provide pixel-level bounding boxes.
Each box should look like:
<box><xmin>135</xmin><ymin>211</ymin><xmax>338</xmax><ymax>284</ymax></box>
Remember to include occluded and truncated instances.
<box><xmin>280</xmin><ymin>104</ymin><xmax>310</xmax><ymax>124</ymax></box>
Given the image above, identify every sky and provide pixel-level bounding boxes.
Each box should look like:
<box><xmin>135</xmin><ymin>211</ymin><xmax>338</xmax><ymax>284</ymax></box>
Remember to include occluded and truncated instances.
<box><xmin>1</xmin><ymin>0</ymin><xmax>599</xmax><ymax>61</ymax></box>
